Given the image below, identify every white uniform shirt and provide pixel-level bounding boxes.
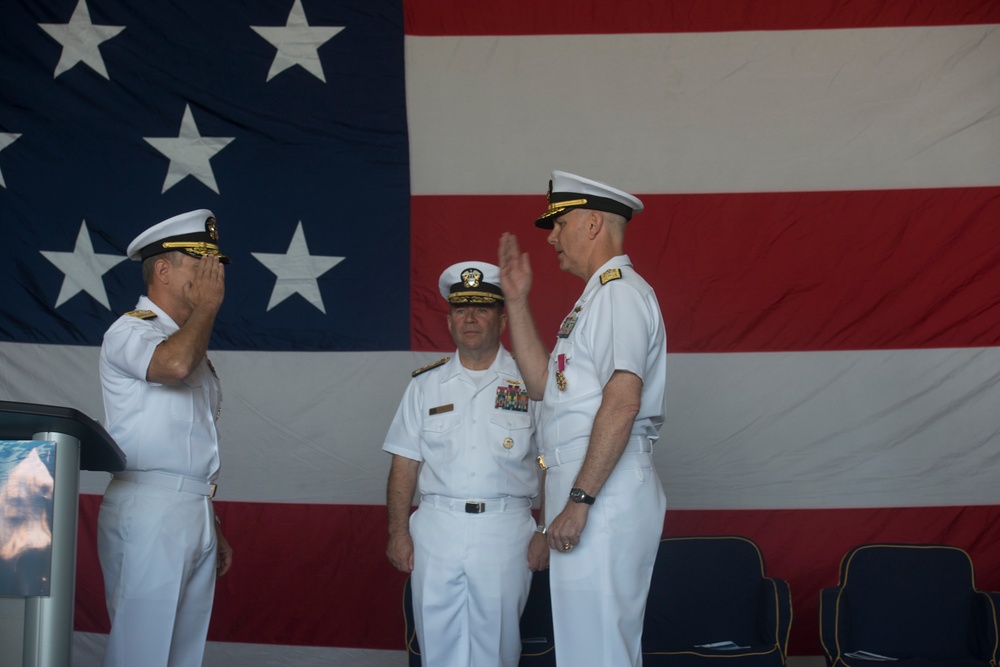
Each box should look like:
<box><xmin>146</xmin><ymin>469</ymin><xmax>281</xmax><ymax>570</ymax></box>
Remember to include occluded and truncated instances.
<box><xmin>540</xmin><ymin>255</ymin><xmax>667</xmax><ymax>452</ymax></box>
<box><xmin>383</xmin><ymin>345</ymin><xmax>538</xmax><ymax>500</ymax></box>
<box><xmin>99</xmin><ymin>295</ymin><xmax>222</xmax><ymax>480</ymax></box>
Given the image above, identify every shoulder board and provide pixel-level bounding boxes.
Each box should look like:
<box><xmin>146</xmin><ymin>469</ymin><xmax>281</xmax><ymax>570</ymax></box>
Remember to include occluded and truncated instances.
<box><xmin>412</xmin><ymin>356</ymin><xmax>450</xmax><ymax>377</ymax></box>
<box><xmin>124</xmin><ymin>309</ymin><xmax>157</xmax><ymax>319</ymax></box>
<box><xmin>599</xmin><ymin>268</ymin><xmax>622</xmax><ymax>285</ymax></box>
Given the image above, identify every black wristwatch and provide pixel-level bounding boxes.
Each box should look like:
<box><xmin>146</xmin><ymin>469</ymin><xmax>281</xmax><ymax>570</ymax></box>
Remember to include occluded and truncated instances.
<box><xmin>569</xmin><ymin>487</ymin><xmax>596</xmax><ymax>505</ymax></box>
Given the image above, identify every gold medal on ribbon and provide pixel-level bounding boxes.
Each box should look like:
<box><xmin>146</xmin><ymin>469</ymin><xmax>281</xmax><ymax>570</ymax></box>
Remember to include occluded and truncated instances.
<box><xmin>556</xmin><ymin>353</ymin><xmax>568</xmax><ymax>391</ymax></box>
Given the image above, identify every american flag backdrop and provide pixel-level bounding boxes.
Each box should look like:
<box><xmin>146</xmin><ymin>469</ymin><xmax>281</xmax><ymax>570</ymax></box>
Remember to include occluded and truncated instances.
<box><xmin>1</xmin><ymin>0</ymin><xmax>999</xmax><ymax>664</ymax></box>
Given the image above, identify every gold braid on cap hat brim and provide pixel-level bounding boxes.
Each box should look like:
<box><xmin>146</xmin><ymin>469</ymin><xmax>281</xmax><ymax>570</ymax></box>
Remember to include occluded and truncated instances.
<box><xmin>537</xmin><ymin>198</ymin><xmax>588</xmax><ymax>221</ymax></box>
<box><xmin>448</xmin><ymin>292</ymin><xmax>504</xmax><ymax>304</ymax></box>
<box><xmin>547</xmin><ymin>198</ymin><xmax>588</xmax><ymax>213</ymax></box>
<box><xmin>539</xmin><ymin>193</ymin><xmax>635</xmax><ymax>222</ymax></box>
<box><xmin>161</xmin><ymin>241</ymin><xmax>229</xmax><ymax>262</ymax></box>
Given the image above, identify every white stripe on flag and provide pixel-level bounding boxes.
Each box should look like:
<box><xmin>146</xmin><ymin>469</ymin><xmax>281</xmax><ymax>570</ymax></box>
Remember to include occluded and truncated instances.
<box><xmin>405</xmin><ymin>25</ymin><xmax>1000</xmax><ymax>195</ymax></box>
<box><xmin>6</xmin><ymin>342</ymin><xmax>997</xmax><ymax>509</ymax></box>
<box><xmin>661</xmin><ymin>347</ymin><xmax>1000</xmax><ymax>509</ymax></box>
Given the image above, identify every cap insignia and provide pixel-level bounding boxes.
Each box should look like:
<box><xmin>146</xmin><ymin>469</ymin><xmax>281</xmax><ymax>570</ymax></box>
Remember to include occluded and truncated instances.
<box><xmin>206</xmin><ymin>216</ymin><xmax>219</xmax><ymax>241</ymax></box>
<box><xmin>461</xmin><ymin>268</ymin><xmax>483</xmax><ymax>289</ymax></box>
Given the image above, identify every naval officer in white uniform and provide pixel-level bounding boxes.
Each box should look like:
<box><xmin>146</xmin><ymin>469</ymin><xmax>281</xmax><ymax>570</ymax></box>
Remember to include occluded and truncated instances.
<box><xmin>499</xmin><ymin>171</ymin><xmax>668</xmax><ymax>666</ymax></box>
<box><xmin>383</xmin><ymin>261</ymin><xmax>549</xmax><ymax>667</ymax></box>
<box><xmin>98</xmin><ymin>209</ymin><xmax>233</xmax><ymax>667</ymax></box>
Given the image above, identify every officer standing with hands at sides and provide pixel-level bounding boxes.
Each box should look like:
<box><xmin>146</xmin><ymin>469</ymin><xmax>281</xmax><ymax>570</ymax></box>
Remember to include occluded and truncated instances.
<box><xmin>98</xmin><ymin>209</ymin><xmax>233</xmax><ymax>667</ymax></box>
<box><xmin>383</xmin><ymin>261</ymin><xmax>549</xmax><ymax>667</ymax></box>
<box><xmin>498</xmin><ymin>171</ymin><xmax>668</xmax><ymax>666</ymax></box>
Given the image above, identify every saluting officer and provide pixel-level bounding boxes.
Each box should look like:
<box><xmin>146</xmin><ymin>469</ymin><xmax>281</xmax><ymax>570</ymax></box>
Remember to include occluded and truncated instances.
<box><xmin>499</xmin><ymin>171</ymin><xmax>668</xmax><ymax>667</ymax></box>
<box><xmin>98</xmin><ymin>209</ymin><xmax>233</xmax><ymax>667</ymax></box>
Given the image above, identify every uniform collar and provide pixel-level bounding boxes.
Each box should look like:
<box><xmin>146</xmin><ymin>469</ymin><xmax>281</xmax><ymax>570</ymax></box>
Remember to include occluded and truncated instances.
<box><xmin>442</xmin><ymin>344</ymin><xmax>517</xmax><ymax>382</ymax></box>
<box><xmin>135</xmin><ymin>295</ymin><xmax>180</xmax><ymax>334</ymax></box>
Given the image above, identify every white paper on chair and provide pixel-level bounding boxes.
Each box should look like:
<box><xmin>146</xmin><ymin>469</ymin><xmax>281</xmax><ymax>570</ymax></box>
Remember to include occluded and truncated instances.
<box><xmin>694</xmin><ymin>641</ymin><xmax>750</xmax><ymax>650</ymax></box>
<box><xmin>843</xmin><ymin>650</ymin><xmax>897</xmax><ymax>661</ymax></box>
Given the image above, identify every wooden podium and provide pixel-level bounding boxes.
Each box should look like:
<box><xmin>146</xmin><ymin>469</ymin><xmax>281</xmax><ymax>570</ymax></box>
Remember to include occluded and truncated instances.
<box><xmin>0</xmin><ymin>401</ymin><xmax>124</xmax><ymax>667</ymax></box>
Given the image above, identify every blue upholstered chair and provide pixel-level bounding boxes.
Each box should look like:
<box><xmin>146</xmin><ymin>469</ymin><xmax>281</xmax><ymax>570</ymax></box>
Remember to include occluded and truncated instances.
<box><xmin>403</xmin><ymin>568</ymin><xmax>555</xmax><ymax>666</ymax></box>
<box><xmin>641</xmin><ymin>535</ymin><xmax>792</xmax><ymax>666</ymax></box>
<box><xmin>819</xmin><ymin>543</ymin><xmax>1000</xmax><ymax>667</ymax></box>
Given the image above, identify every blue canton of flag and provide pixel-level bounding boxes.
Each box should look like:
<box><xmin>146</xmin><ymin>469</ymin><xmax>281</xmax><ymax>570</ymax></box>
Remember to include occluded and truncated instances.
<box><xmin>0</xmin><ymin>0</ymin><xmax>409</xmax><ymax>351</ymax></box>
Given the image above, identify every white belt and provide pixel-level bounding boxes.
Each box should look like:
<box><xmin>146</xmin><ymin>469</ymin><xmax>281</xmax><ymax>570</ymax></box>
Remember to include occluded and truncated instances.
<box><xmin>114</xmin><ymin>470</ymin><xmax>217</xmax><ymax>498</ymax></box>
<box><xmin>537</xmin><ymin>435</ymin><xmax>653</xmax><ymax>470</ymax></box>
<box><xmin>421</xmin><ymin>495</ymin><xmax>532</xmax><ymax>514</ymax></box>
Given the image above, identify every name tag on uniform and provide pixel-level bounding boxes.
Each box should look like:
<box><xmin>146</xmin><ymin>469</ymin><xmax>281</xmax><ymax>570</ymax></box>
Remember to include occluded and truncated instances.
<box><xmin>429</xmin><ymin>404</ymin><xmax>454</xmax><ymax>415</ymax></box>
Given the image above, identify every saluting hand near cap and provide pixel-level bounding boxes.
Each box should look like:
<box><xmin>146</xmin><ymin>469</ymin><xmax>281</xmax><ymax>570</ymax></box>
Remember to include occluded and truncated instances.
<box><xmin>183</xmin><ymin>254</ymin><xmax>226</xmax><ymax>316</ymax></box>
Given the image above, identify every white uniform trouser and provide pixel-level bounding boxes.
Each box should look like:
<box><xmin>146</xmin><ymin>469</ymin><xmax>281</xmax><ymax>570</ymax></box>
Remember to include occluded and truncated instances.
<box><xmin>410</xmin><ymin>498</ymin><xmax>535</xmax><ymax>667</ymax></box>
<box><xmin>546</xmin><ymin>450</ymin><xmax>666</xmax><ymax>667</ymax></box>
<box><xmin>97</xmin><ymin>479</ymin><xmax>217</xmax><ymax>667</ymax></box>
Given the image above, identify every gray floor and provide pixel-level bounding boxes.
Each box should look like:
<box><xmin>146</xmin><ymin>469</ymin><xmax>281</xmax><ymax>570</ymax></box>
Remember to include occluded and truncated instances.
<box><xmin>69</xmin><ymin>633</ymin><xmax>828</xmax><ymax>667</ymax></box>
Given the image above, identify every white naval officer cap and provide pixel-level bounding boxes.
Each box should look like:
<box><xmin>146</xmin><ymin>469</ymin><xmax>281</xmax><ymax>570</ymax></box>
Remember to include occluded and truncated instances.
<box><xmin>534</xmin><ymin>170</ymin><xmax>644</xmax><ymax>229</ymax></box>
<box><xmin>126</xmin><ymin>209</ymin><xmax>230</xmax><ymax>264</ymax></box>
<box><xmin>438</xmin><ymin>261</ymin><xmax>504</xmax><ymax>305</ymax></box>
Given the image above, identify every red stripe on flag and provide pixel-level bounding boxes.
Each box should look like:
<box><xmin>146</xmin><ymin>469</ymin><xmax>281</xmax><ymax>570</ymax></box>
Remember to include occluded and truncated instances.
<box><xmin>404</xmin><ymin>0</ymin><xmax>1000</xmax><ymax>35</ymax></box>
<box><xmin>411</xmin><ymin>187</ymin><xmax>1000</xmax><ymax>354</ymax></box>
<box><xmin>75</xmin><ymin>496</ymin><xmax>1000</xmax><ymax>655</ymax></box>
<box><xmin>73</xmin><ymin>495</ymin><xmax>409</xmax><ymax>649</ymax></box>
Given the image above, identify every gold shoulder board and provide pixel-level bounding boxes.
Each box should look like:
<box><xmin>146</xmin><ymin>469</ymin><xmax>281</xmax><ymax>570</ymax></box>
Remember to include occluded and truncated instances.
<box><xmin>125</xmin><ymin>309</ymin><xmax>157</xmax><ymax>319</ymax></box>
<box><xmin>600</xmin><ymin>268</ymin><xmax>622</xmax><ymax>285</ymax></box>
<box><xmin>412</xmin><ymin>356</ymin><xmax>450</xmax><ymax>377</ymax></box>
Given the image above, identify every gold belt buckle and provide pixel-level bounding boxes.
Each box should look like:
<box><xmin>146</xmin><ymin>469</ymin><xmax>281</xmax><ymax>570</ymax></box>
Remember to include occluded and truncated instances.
<box><xmin>209</xmin><ymin>483</ymin><xmax>217</xmax><ymax>499</ymax></box>
<box><xmin>536</xmin><ymin>455</ymin><xmax>547</xmax><ymax>470</ymax></box>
